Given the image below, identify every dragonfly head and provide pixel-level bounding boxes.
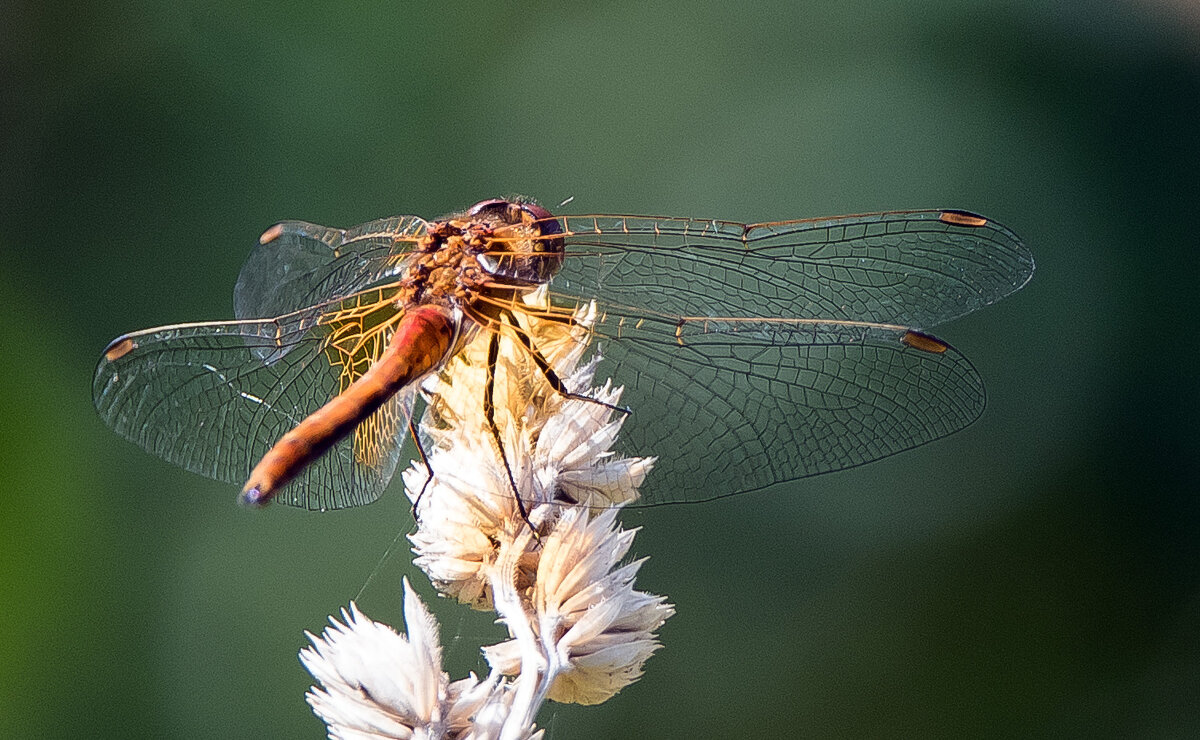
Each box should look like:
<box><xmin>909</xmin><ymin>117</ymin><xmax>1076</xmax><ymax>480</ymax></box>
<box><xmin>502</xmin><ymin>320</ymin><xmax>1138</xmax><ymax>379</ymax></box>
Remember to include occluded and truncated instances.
<box><xmin>468</xmin><ymin>198</ymin><xmax>565</xmax><ymax>286</ymax></box>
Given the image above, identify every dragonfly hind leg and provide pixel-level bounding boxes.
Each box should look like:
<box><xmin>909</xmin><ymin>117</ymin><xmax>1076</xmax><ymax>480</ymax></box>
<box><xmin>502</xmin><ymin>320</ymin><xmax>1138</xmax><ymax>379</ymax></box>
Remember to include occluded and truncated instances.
<box><xmin>406</xmin><ymin>418</ymin><xmax>435</xmax><ymax>523</ymax></box>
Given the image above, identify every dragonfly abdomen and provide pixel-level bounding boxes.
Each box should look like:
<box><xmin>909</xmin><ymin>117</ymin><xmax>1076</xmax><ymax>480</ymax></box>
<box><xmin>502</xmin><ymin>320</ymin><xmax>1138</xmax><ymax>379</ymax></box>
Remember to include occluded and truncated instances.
<box><xmin>239</xmin><ymin>305</ymin><xmax>457</xmax><ymax>507</ymax></box>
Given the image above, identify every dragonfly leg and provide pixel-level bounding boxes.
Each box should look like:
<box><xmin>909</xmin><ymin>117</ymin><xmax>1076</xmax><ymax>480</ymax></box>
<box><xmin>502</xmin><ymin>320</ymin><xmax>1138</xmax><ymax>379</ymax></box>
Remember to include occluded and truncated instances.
<box><xmin>484</xmin><ymin>327</ymin><xmax>536</xmax><ymax>530</ymax></box>
<box><xmin>406</xmin><ymin>417</ymin><xmax>435</xmax><ymax>523</ymax></box>
<box><xmin>501</xmin><ymin>310</ymin><xmax>630</xmax><ymax>417</ymax></box>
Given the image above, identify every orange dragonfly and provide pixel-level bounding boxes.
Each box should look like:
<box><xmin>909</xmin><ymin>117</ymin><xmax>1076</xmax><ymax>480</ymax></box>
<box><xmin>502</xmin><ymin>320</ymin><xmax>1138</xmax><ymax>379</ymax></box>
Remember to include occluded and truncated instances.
<box><xmin>93</xmin><ymin>199</ymin><xmax>1032</xmax><ymax>512</ymax></box>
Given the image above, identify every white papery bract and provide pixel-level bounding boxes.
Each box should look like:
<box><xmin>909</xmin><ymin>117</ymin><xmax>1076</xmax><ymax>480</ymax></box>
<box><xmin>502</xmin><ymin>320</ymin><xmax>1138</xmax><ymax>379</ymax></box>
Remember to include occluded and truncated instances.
<box><xmin>301</xmin><ymin>579</ymin><xmax>541</xmax><ymax>740</ymax></box>
<box><xmin>483</xmin><ymin>507</ymin><xmax>674</xmax><ymax>705</ymax></box>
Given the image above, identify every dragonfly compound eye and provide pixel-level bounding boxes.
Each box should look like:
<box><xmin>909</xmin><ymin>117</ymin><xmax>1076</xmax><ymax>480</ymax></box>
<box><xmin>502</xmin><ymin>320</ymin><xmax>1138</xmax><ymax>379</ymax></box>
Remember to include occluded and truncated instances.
<box><xmin>467</xmin><ymin>198</ymin><xmax>514</xmax><ymax>219</ymax></box>
<box><xmin>472</xmin><ymin>199</ymin><xmax>565</xmax><ymax>285</ymax></box>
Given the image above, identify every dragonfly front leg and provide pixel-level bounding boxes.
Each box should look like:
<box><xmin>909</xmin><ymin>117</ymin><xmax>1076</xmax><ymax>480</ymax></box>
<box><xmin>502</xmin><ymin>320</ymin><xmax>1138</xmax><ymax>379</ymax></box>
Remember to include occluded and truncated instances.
<box><xmin>500</xmin><ymin>309</ymin><xmax>630</xmax><ymax>417</ymax></box>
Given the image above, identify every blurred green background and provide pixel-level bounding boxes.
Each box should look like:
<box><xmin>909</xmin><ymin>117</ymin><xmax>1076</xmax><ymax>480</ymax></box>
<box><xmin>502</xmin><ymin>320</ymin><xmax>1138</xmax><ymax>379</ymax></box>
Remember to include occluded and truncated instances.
<box><xmin>3</xmin><ymin>0</ymin><xmax>1198</xmax><ymax>736</ymax></box>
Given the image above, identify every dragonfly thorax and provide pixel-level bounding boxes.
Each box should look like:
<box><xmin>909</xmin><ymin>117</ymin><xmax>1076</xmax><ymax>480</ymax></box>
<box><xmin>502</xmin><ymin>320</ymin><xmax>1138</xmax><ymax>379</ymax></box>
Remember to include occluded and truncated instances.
<box><xmin>398</xmin><ymin>199</ymin><xmax>565</xmax><ymax>319</ymax></box>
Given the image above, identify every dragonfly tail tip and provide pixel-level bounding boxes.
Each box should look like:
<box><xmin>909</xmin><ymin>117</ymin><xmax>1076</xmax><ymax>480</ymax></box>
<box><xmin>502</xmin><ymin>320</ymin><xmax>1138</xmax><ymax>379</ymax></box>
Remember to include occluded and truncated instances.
<box><xmin>238</xmin><ymin>485</ymin><xmax>271</xmax><ymax>508</ymax></box>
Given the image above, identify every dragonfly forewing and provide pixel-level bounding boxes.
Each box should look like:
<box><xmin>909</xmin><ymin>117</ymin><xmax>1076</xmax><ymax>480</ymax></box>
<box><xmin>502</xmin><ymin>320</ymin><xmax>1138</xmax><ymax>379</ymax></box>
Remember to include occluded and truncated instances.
<box><xmin>549</xmin><ymin>210</ymin><xmax>1032</xmax><ymax>330</ymax></box>
<box><xmin>235</xmin><ymin>215</ymin><xmax>428</xmax><ymax>325</ymax></box>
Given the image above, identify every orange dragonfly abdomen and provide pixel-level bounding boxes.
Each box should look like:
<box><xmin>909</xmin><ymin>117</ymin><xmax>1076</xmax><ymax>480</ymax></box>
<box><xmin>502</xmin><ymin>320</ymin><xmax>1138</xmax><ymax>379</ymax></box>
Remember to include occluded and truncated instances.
<box><xmin>239</xmin><ymin>304</ymin><xmax>457</xmax><ymax>507</ymax></box>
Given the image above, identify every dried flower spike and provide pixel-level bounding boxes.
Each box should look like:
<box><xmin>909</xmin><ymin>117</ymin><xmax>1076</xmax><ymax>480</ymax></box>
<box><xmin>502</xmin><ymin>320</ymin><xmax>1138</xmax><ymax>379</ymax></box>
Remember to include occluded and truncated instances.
<box><xmin>305</xmin><ymin>290</ymin><xmax>670</xmax><ymax>738</ymax></box>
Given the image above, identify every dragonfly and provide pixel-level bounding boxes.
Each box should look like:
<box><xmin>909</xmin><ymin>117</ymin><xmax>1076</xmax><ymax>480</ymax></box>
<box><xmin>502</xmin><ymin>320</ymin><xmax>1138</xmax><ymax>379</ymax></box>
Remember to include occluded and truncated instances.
<box><xmin>93</xmin><ymin>198</ymin><xmax>1033</xmax><ymax>513</ymax></box>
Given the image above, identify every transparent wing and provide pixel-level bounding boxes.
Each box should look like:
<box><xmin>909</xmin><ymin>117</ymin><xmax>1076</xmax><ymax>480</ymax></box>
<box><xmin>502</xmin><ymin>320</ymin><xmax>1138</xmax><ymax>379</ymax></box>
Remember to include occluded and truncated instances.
<box><xmin>234</xmin><ymin>215</ymin><xmax>428</xmax><ymax>321</ymax></box>
<box><xmin>553</xmin><ymin>306</ymin><xmax>985</xmax><ymax>505</ymax></box>
<box><xmin>521</xmin><ymin>209</ymin><xmax>1030</xmax><ymax>505</ymax></box>
<box><xmin>94</xmin><ymin>286</ymin><xmax>413</xmax><ymax>511</ymax></box>
<box><xmin>548</xmin><ymin>209</ymin><xmax>1033</xmax><ymax>330</ymax></box>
